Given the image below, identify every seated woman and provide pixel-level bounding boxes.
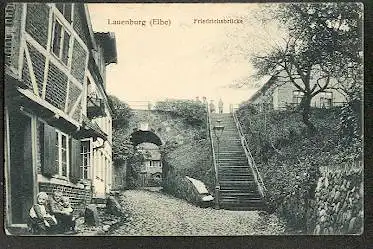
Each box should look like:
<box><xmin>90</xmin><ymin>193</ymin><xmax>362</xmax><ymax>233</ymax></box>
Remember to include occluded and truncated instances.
<box><xmin>60</xmin><ymin>196</ymin><xmax>77</xmax><ymax>233</ymax></box>
<box><xmin>28</xmin><ymin>192</ymin><xmax>57</xmax><ymax>234</ymax></box>
<box><xmin>47</xmin><ymin>190</ymin><xmax>76</xmax><ymax>234</ymax></box>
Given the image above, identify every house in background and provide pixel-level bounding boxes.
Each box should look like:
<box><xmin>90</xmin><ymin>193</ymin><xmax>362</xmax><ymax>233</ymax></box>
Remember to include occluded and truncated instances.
<box><xmin>4</xmin><ymin>3</ymin><xmax>117</xmax><ymax>229</ymax></box>
<box><xmin>246</xmin><ymin>73</ymin><xmax>347</xmax><ymax>111</ymax></box>
<box><xmin>137</xmin><ymin>142</ymin><xmax>163</xmax><ymax>187</ymax></box>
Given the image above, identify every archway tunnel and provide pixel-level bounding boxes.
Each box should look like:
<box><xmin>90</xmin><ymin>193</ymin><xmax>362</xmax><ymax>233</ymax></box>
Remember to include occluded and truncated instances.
<box><xmin>129</xmin><ymin>130</ymin><xmax>163</xmax><ymax>147</ymax></box>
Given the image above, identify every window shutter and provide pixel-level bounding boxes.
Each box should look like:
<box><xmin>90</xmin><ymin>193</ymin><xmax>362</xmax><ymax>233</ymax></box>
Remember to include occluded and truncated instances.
<box><xmin>42</xmin><ymin>123</ymin><xmax>58</xmax><ymax>176</ymax></box>
<box><xmin>70</xmin><ymin>137</ymin><xmax>81</xmax><ymax>183</ymax></box>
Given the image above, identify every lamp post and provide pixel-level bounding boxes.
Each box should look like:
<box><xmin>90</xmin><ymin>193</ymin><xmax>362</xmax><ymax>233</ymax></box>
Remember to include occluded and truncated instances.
<box><xmin>213</xmin><ymin>119</ymin><xmax>224</xmax><ymax>209</ymax></box>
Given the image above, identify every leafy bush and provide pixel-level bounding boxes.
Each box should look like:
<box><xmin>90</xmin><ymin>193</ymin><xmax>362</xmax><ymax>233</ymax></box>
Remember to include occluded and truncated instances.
<box><xmin>160</xmin><ymin>123</ymin><xmax>215</xmax><ymax>205</ymax></box>
<box><xmin>109</xmin><ymin>95</ymin><xmax>133</xmax><ymax>129</ymax></box>
<box><xmin>161</xmin><ymin>163</ymin><xmax>202</xmax><ymax>205</ymax></box>
<box><xmin>154</xmin><ymin>99</ymin><xmax>207</xmax><ymax>127</ymax></box>
<box><xmin>162</xmin><ymin>139</ymin><xmax>214</xmax><ymax>192</ymax></box>
<box><xmin>236</xmin><ymin>102</ymin><xmax>362</xmax><ymax>230</ymax></box>
<box><xmin>110</xmin><ymin>96</ymin><xmax>144</xmax><ymax>189</ymax></box>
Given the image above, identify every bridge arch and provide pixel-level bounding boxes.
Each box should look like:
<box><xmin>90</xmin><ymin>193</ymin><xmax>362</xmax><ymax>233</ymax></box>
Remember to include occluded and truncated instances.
<box><xmin>130</xmin><ymin>129</ymin><xmax>163</xmax><ymax>146</ymax></box>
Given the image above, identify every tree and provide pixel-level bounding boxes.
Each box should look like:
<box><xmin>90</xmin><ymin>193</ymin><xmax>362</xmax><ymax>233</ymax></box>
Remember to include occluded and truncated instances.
<box><xmin>109</xmin><ymin>96</ymin><xmax>144</xmax><ymax>188</ymax></box>
<box><xmin>109</xmin><ymin>95</ymin><xmax>133</xmax><ymax>129</ymax></box>
<box><xmin>252</xmin><ymin>2</ymin><xmax>363</xmax><ymax>131</ymax></box>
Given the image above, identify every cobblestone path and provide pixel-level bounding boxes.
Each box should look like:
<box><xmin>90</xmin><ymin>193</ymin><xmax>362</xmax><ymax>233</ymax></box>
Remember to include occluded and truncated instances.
<box><xmin>111</xmin><ymin>190</ymin><xmax>287</xmax><ymax>236</ymax></box>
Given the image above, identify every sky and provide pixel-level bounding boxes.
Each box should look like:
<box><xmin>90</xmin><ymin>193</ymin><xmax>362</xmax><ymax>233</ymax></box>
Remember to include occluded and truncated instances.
<box><xmin>88</xmin><ymin>3</ymin><xmax>284</xmax><ymax>111</ymax></box>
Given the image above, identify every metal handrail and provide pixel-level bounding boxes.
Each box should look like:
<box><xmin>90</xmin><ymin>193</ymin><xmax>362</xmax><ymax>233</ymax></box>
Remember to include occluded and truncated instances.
<box><xmin>206</xmin><ymin>104</ymin><xmax>220</xmax><ymax>207</ymax></box>
<box><xmin>232</xmin><ymin>109</ymin><xmax>266</xmax><ymax>197</ymax></box>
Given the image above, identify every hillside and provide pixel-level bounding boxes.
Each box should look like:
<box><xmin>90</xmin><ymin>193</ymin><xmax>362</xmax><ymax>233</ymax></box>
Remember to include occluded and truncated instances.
<box><xmin>236</xmin><ymin>104</ymin><xmax>363</xmax><ymax>233</ymax></box>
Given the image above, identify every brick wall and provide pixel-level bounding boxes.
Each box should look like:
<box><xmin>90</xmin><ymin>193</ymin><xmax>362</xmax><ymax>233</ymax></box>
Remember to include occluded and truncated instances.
<box><xmin>21</xmin><ymin>55</ymin><xmax>33</xmax><ymax>89</ymax></box>
<box><xmin>5</xmin><ymin>3</ymin><xmax>17</xmax><ymax>66</ymax></box>
<box><xmin>39</xmin><ymin>182</ymin><xmax>92</xmax><ymax>214</ymax></box>
<box><xmin>21</xmin><ymin>3</ymin><xmax>87</xmax><ymax>123</ymax></box>
<box><xmin>28</xmin><ymin>43</ymin><xmax>46</xmax><ymax>96</ymax></box>
<box><xmin>25</xmin><ymin>4</ymin><xmax>49</xmax><ymax>49</ymax></box>
<box><xmin>67</xmin><ymin>82</ymin><xmax>82</xmax><ymax>112</ymax></box>
<box><xmin>71</xmin><ymin>41</ymin><xmax>87</xmax><ymax>84</ymax></box>
<box><xmin>45</xmin><ymin>63</ymin><xmax>68</xmax><ymax>110</ymax></box>
<box><xmin>73</xmin><ymin>5</ymin><xmax>89</xmax><ymax>46</ymax></box>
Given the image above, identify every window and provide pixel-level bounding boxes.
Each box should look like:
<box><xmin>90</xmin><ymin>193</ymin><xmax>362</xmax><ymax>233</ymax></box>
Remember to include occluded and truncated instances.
<box><xmin>51</xmin><ymin>18</ymin><xmax>71</xmax><ymax>65</ymax></box>
<box><xmin>320</xmin><ymin>92</ymin><xmax>333</xmax><ymax>108</ymax></box>
<box><xmin>80</xmin><ymin>140</ymin><xmax>91</xmax><ymax>179</ymax></box>
<box><xmin>292</xmin><ymin>90</ymin><xmax>304</xmax><ymax>105</ymax></box>
<box><xmin>55</xmin><ymin>130</ymin><xmax>69</xmax><ymax>177</ymax></box>
<box><xmin>149</xmin><ymin>160</ymin><xmax>161</xmax><ymax>168</ymax></box>
<box><xmin>56</xmin><ymin>3</ymin><xmax>72</xmax><ymax>23</ymax></box>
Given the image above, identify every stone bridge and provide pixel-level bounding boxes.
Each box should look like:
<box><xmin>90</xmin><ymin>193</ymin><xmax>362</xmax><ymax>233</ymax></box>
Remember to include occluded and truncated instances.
<box><xmin>127</xmin><ymin>109</ymin><xmax>202</xmax><ymax>147</ymax></box>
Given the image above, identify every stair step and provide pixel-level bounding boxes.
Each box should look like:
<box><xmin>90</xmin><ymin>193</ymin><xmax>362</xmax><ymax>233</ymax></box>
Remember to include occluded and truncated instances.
<box><xmin>218</xmin><ymin>161</ymin><xmax>248</xmax><ymax>165</ymax></box>
<box><xmin>220</xmin><ymin>199</ymin><xmax>263</xmax><ymax>204</ymax></box>
<box><xmin>219</xmin><ymin>170</ymin><xmax>250</xmax><ymax>174</ymax></box>
<box><xmin>220</xmin><ymin>199</ymin><xmax>263</xmax><ymax>205</ymax></box>
<box><xmin>220</xmin><ymin>192</ymin><xmax>261</xmax><ymax>197</ymax></box>
<box><xmin>220</xmin><ymin>178</ymin><xmax>254</xmax><ymax>182</ymax></box>
<box><xmin>220</xmin><ymin>180</ymin><xmax>256</xmax><ymax>185</ymax></box>
<box><xmin>219</xmin><ymin>176</ymin><xmax>253</xmax><ymax>180</ymax></box>
<box><xmin>219</xmin><ymin>165</ymin><xmax>249</xmax><ymax>168</ymax></box>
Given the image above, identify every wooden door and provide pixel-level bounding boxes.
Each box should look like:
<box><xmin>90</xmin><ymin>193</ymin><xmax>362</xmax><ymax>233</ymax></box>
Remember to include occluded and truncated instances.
<box><xmin>9</xmin><ymin>110</ymin><xmax>34</xmax><ymax>224</ymax></box>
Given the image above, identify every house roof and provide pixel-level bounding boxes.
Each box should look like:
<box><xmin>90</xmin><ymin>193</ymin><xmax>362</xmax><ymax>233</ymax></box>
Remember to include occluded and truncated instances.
<box><xmin>94</xmin><ymin>32</ymin><xmax>118</xmax><ymax>65</ymax></box>
<box><xmin>247</xmin><ymin>75</ymin><xmax>277</xmax><ymax>103</ymax></box>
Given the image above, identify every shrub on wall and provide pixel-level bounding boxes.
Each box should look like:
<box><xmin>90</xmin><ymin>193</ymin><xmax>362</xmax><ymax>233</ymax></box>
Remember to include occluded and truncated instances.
<box><xmin>161</xmin><ymin>162</ymin><xmax>202</xmax><ymax>205</ymax></box>
<box><xmin>154</xmin><ymin>99</ymin><xmax>207</xmax><ymax>129</ymax></box>
<box><xmin>160</xmin><ymin>123</ymin><xmax>214</xmax><ymax>205</ymax></box>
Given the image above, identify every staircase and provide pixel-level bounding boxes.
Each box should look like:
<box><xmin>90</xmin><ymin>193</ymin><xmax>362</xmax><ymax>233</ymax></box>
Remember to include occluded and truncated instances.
<box><xmin>210</xmin><ymin>113</ymin><xmax>264</xmax><ymax>210</ymax></box>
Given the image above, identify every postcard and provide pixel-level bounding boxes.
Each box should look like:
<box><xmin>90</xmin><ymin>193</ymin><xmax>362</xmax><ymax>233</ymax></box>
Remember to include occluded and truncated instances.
<box><xmin>4</xmin><ymin>2</ymin><xmax>363</xmax><ymax>237</ymax></box>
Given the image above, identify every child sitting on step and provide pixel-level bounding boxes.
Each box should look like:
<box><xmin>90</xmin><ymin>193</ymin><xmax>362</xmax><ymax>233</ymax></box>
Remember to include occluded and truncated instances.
<box><xmin>60</xmin><ymin>196</ymin><xmax>77</xmax><ymax>233</ymax></box>
<box><xmin>29</xmin><ymin>192</ymin><xmax>57</xmax><ymax>234</ymax></box>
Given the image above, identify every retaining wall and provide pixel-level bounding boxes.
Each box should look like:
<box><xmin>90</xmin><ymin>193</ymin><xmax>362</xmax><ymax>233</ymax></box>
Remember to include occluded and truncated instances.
<box><xmin>277</xmin><ymin>168</ymin><xmax>363</xmax><ymax>234</ymax></box>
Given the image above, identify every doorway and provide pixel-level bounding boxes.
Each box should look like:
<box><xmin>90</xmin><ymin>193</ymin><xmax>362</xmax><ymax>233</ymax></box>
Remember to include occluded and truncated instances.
<box><xmin>8</xmin><ymin>110</ymin><xmax>34</xmax><ymax>224</ymax></box>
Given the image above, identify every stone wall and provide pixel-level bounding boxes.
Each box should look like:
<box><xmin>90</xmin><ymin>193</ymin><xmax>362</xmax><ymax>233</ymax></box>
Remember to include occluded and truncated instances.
<box><xmin>277</xmin><ymin>168</ymin><xmax>363</xmax><ymax>234</ymax></box>
<box><xmin>310</xmin><ymin>168</ymin><xmax>363</xmax><ymax>235</ymax></box>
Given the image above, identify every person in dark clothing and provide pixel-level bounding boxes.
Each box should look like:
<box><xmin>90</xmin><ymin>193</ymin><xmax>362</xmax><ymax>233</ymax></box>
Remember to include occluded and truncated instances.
<box><xmin>209</xmin><ymin>100</ymin><xmax>216</xmax><ymax>113</ymax></box>
<box><xmin>47</xmin><ymin>190</ymin><xmax>75</xmax><ymax>234</ymax></box>
<box><xmin>60</xmin><ymin>197</ymin><xmax>77</xmax><ymax>233</ymax></box>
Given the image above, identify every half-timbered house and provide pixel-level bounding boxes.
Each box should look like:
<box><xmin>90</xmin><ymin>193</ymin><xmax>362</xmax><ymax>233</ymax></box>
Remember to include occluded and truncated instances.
<box><xmin>4</xmin><ymin>3</ymin><xmax>117</xmax><ymax>228</ymax></box>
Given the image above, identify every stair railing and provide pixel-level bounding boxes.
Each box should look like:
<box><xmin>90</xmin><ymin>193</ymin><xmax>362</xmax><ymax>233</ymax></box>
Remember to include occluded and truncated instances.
<box><xmin>232</xmin><ymin>110</ymin><xmax>266</xmax><ymax>198</ymax></box>
<box><xmin>206</xmin><ymin>104</ymin><xmax>220</xmax><ymax>208</ymax></box>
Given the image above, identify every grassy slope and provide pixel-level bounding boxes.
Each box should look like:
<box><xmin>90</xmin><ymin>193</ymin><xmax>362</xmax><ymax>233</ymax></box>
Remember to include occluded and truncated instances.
<box><xmin>236</xmin><ymin>107</ymin><xmax>362</xmax><ymax>208</ymax></box>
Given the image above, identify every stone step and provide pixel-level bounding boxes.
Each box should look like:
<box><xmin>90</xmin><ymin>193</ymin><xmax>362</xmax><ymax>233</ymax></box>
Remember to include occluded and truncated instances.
<box><xmin>220</xmin><ymin>180</ymin><xmax>256</xmax><ymax>186</ymax></box>
<box><xmin>218</xmin><ymin>164</ymin><xmax>248</xmax><ymax>167</ymax></box>
<box><xmin>219</xmin><ymin>200</ymin><xmax>265</xmax><ymax>210</ymax></box>
<box><xmin>218</xmin><ymin>168</ymin><xmax>250</xmax><ymax>172</ymax></box>
<box><xmin>219</xmin><ymin>165</ymin><xmax>249</xmax><ymax>169</ymax></box>
<box><xmin>219</xmin><ymin>173</ymin><xmax>253</xmax><ymax>178</ymax></box>
<box><xmin>218</xmin><ymin>159</ymin><xmax>248</xmax><ymax>163</ymax></box>
<box><xmin>219</xmin><ymin>177</ymin><xmax>254</xmax><ymax>182</ymax></box>
<box><xmin>219</xmin><ymin>172</ymin><xmax>251</xmax><ymax>176</ymax></box>
<box><xmin>218</xmin><ymin>155</ymin><xmax>247</xmax><ymax>159</ymax></box>
<box><xmin>91</xmin><ymin>197</ymin><xmax>107</xmax><ymax>205</ymax></box>
<box><xmin>218</xmin><ymin>151</ymin><xmax>245</xmax><ymax>154</ymax></box>
<box><xmin>220</xmin><ymin>194</ymin><xmax>262</xmax><ymax>200</ymax></box>
<box><xmin>219</xmin><ymin>198</ymin><xmax>263</xmax><ymax>206</ymax></box>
